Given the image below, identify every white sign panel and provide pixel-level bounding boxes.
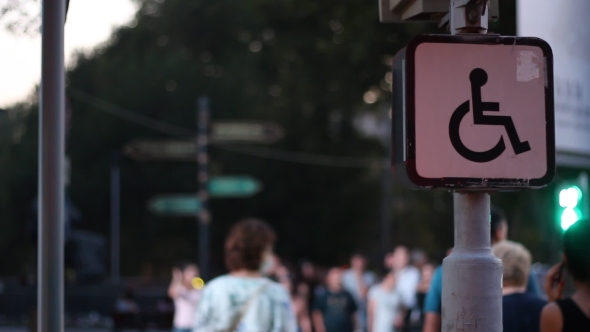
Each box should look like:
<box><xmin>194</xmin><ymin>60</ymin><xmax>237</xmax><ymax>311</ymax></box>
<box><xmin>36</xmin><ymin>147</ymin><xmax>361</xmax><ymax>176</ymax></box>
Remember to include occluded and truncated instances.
<box><xmin>518</xmin><ymin>0</ymin><xmax>590</xmax><ymax>157</ymax></box>
<box><xmin>401</xmin><ymin>35</ymin><xmax>554</xmax><ymax>189</ymax></box>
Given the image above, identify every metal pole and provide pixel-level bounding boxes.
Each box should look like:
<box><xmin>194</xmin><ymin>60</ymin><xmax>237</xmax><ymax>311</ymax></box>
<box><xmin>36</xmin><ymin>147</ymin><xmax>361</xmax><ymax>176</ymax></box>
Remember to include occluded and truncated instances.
<box><xmin>110</xmin><ymin>151</ymin><xmax>121</xmax><ymax>284</ymax></box>
<box><xmin>442</xmin><ymin>193</ymin><xmax>502</xmax><ymax>331</ymax></box>
<box><xmin>442</xmin><ymin>3</ymin><xmax>502</xmax><ymax>331</ymax></box>
<box><xmin>380</xmin><ymin>109</ymin><xmax>393</xmax><ymax>253</ymax></box>
<box><xmin>38</xmin><ymin>0</ymin><xmax>65</xmax><ymax>331</ymax></box>
<box><xmin>197</xmin><ymin>97</ymin><xmax>210</xmax><ymax>280</ymax></box>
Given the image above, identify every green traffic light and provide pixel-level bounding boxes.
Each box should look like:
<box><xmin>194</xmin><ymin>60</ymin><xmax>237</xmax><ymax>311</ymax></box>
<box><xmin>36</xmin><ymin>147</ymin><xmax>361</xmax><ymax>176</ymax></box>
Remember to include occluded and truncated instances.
<box><xmin>559</xmin><ymin>185</ymin><xmax>583</xmax><ymax>231</ymax></box>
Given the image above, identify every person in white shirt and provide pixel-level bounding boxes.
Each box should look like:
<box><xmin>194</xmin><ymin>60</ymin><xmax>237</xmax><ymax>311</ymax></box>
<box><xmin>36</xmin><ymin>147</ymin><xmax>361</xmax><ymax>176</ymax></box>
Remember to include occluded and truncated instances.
<box><xmin>391</xmin><ymin>247</ymin><xmax>420</xmax><ymax>309</ymax></box>
<box><xmin>168</xmin><ymin>262</ymin><xmax>201</xmax><ymax>332</ymax></box>
<box><xmin>368</xmin><ymin>271</ymin><xmax>404</xmax><ymax>332</ymax></box>
<box><xmin>341</xmin><ymin>252</ymin><xmax>377</xmax><ymax>332</ymax></box>
<box><xmin>390</xmin><ymin>246</ymin><xmax>420</xmax><ymax>331</ymax></box>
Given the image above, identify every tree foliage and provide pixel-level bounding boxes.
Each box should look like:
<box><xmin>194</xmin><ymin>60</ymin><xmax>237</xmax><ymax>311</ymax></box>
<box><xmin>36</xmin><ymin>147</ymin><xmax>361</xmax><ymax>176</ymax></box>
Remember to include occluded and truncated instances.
<box><xmin>1</xmin><ymin>0</ymin><xmax>528</xmax><ymax>277</ymax></box>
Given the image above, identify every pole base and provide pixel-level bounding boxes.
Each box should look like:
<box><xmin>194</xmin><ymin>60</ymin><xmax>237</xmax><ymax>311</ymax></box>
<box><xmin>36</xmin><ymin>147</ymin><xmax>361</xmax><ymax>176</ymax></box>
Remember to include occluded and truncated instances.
<box><xmin>442</xmin><ymin>248</ymin><xmax>502</xmax><ymax>332</ymax></box>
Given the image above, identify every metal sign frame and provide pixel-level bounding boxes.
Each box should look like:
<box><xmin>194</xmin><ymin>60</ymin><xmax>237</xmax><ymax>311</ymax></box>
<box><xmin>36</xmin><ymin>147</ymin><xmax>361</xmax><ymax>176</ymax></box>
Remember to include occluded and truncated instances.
<box><xmin>395</xmin><ymin>34</ymin><xmax>555</xmax><ymax>189</ymax></box>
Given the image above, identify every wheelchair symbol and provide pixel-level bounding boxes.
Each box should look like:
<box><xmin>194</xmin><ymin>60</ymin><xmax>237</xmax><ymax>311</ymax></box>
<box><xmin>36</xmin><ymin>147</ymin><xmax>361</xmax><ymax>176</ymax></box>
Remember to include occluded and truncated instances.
<box><xmin>448</xmin><ymin>68</ymin><xmax>531</xmax><ymax>163</ymax></box>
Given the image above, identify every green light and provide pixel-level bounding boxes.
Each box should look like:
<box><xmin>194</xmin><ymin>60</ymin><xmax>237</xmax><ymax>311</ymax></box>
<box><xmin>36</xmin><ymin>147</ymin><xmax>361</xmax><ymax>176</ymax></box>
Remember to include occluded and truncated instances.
<box><xmin>561</xmin><ymin>207</ymin><xmax>582</xmax><ymax>231</ymax></box>
<box><xmin>559</xmin><ymin>186</ymin><xmax>582</xmax><ymax>208</ymax></box>
<box><xmin>559</xmin><ymin>185</ymin><xmax>583</xmax><ymax>231</ymax></box>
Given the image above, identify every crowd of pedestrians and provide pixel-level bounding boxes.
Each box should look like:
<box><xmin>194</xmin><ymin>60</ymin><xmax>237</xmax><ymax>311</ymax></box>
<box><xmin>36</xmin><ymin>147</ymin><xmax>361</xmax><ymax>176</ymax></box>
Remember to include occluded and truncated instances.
<box><xmin>156</xmin><ymin>211</ymin><xmax>589</xmax><ymax>332</ymax></box>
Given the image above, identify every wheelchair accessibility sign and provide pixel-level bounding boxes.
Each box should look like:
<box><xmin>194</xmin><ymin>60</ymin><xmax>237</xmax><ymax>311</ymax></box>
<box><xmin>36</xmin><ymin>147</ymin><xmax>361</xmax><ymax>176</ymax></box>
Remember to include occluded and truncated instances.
<box><xmin>393</xmin><ymin>35</ymin><xmax>555</xmax><ymax>189</ymax></box>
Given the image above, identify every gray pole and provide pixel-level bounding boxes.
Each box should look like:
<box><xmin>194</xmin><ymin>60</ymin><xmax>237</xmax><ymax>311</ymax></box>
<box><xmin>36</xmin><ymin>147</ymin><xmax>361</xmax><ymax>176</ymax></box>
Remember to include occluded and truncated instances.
<box><xmin>442</xmin><ymin>193</ymin><xmax>502</xmax><ymax>331</ymax></box>
<box><xmin>380</xmin><ymin>109</ymin><xmax>393</xmax><ymax>253</ymax></box>
<box><xmin>110</xmin><ymin>151</ymin><xmax>121</xmax><ymax>284</ymax></box>
<box><xmin>38</xmin><ymin>0</ymin><xmax>66</xmax><ymax>331</ymax></box>
<box><xmin>441</xmin><ymin>1</ymin><xmax>503</xmax><ymax>331</ymax></box>
<box><xmin>197</xmin><ymin>97</ymin><xmax>210</xmax><ymax>280</ymax></box>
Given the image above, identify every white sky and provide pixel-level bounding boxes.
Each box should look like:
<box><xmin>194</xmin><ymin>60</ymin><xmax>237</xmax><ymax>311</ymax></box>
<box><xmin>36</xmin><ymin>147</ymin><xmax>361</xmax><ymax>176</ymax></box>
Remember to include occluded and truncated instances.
<box><xmin>0</xmin><ymin>0</ymin><xmax>137</xmax><ymax>107</ymax></box>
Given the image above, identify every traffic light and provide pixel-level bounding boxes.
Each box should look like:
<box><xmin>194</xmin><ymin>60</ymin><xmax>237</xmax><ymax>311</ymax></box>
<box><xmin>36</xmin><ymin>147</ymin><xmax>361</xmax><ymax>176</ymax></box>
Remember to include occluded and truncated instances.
<box><xmin>559</xmin><ymin>185</ymin><xmax>583</xmax><ymax>231</ymax></box>
<box><xmin>557</xmin><ymin>173</ymin><xmax>588</xmax><ymax>231</ymax></box>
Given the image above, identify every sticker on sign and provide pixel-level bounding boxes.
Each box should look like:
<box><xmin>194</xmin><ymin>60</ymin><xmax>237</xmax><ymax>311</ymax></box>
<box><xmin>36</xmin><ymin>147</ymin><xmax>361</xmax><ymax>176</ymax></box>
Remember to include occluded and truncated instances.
<box><xmin>392</xmin><ymin>35</ymin><xmax>555</xmax><ymax>189</ymax></box>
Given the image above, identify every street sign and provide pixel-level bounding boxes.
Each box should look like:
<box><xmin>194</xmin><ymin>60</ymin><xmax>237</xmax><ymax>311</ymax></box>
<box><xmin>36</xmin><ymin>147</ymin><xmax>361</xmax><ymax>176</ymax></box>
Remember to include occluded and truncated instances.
<box><xmin>123</xmin><ymin>122</ymin><xmax>284</xmax><ymax>161</ymax></box>
<box><xmin>148</xmin><ymin>177</ymin><xmax>261</xmax><ymax>216</ymax></box>
<box><xmin>124</xmin><ymin>139</ymin><xmax>196</xmax><ymax>161</ymax></box>
<box><xmin>209</xmin><ymin>176</ymin><xmax>262</xmax><ymax>198</ymax></box>
<box><xmin>149</xmin><ymin>195</ymin><xmax>202</xmax><ymax>216</ymax></box>
<box><xmin>211</xmin><ymin>121</ymin><xmax>284</xmax><ymax>144</ymax></box>
<box><xmin>392</xmin><ymin>34</ymin><xmax>555</xmax><ymax>189</ymax></box>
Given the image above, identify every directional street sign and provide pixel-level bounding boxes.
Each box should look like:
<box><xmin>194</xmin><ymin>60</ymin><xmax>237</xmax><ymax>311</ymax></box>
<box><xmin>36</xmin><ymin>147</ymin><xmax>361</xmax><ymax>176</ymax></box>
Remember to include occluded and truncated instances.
<box><xmin>392</xmin><ymin>34</ymin><xmax>555</xmax><ymax>189</ymax></box>
<box><xmin>209</xmin><ymin>176</ymin><xmax>262</xmax><ymax>198</ymax></box>
<box><xmin>211</xmin><ymin>121</ymin><xmax>284</xmax><ymax>144</ymax></box>
<box><xmin>123</xmin><ymin>122</ymin><xmax>284</xmax><ymax>161</ymax></box>
<box><xmin>124</xmin><ymin>139</ymin><xmax>196</xmax><ymax>161</ymax></box>
<box><xmin>149</xmin><ymin>195</ymin><xmax>202</xmax><ymax>216</ymax></box>
<box><xmin>148</xmin><ymin>177</ymin><xmax>261</xmax><ymax>216</ymax></box>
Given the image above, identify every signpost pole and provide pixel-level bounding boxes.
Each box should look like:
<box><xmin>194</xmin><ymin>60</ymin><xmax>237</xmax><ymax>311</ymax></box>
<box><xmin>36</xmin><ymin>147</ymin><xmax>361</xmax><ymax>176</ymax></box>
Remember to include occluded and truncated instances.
<box><xmin>444</xmin><ymin>192</ymin><xmax>502</xmax><ymax>330</ymax></box>
<box><xmin>110</xmin><ymin>151</ymin><xmax>121</xmax><ymax>284</ymax></box>
<box><xmin>197</xmin><ymin>97</ymin><xmax>211</xmax><ymax>280</ymax></box>
<box><xmin>442</xmin><ymin>1</ymin><xmax>503</xmax><ymax>331</ymax></box>
<box><xmin>380</xmin><ymin>108</ymin><xmax>393</xmax><ymax>253</ymax></box>
<box><xmin>38</xmin><ymin>0</ymin><xmax>66</xmax><ymax>331</ymax></box>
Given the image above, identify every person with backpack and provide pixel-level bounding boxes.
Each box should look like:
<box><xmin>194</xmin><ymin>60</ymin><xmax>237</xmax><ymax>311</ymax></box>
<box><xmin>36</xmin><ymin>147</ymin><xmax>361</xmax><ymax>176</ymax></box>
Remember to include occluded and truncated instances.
<box><xmin>193</xmin><ymin>219</ymin><xmax>297</xmax><ymax>332</ymax></box>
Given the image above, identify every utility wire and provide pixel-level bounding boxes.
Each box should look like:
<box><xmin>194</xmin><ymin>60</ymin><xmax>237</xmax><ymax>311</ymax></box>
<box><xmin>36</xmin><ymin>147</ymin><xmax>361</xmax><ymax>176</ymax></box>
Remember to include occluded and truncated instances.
<box><xmin>68</xmin><ymin>87</ymin><xmax>385</xmax><ymax>168</ymax></box>
<box><xmin>217</xmin><ymin>145</ymin><xmax>380</xmax><ymax>168</ymax></box>
<box><xmin>68</xmin><ymin>88</ymin><xmax>194</xmax><ymax>137</ymax></box>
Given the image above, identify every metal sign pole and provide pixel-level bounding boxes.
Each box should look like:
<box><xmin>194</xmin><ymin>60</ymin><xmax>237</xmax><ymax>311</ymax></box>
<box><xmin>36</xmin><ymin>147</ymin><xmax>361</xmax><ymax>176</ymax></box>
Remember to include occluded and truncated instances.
<box><xmin>38</xmin><ymin>0</ymin><xmax>66</xmax><ymax>331</ymax></box>
<box><xmin>380</xmin><ymin>108</ymin><xmax>393</xmax><ymax>253</ymax></box>
<box><xmin>441</xmin><ymin>1</ymin><xmax>503</xmax><ymax>331</ymax></box>
<box><xmin>197</xmin><ymin>97</ymin><xmax>211</xmax><ymax>280</ymax></box>
<box><xmin>444</xmin><ymin>193</ymin><xmax>502</xmax><ymax>331</ymax></box>
<box><xmin>110</xmin><ymin>151</ymin><xmax>121</xmax><ymax>284</ymax></box>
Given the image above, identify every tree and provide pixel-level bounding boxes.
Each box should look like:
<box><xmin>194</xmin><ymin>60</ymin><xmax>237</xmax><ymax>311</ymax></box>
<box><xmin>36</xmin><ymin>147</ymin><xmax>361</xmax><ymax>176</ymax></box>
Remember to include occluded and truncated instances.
<box><xmin>0</xmin><ymin>0</ymin><xmax>71</xmax><ymax>33</ymax></box>
<box><xmin>3</xmin><ymin>0</ymin><xmax>522</xmax><ymax>277</ymax></box>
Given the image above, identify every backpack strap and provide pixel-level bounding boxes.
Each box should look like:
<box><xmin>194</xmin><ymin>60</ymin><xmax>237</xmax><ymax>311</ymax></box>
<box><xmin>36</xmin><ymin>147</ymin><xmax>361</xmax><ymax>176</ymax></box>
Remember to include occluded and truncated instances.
<box><xmin>226</xmin><ymin>281</ymin><xmax>270</xmax><ymax>332</ymax></box>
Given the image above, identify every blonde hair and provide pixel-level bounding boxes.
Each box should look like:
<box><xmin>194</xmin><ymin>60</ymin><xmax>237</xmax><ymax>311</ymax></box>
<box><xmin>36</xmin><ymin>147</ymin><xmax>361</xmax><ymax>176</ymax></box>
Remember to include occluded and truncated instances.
<box><xmin>492</xmin><ymin>240</ymin><xmax>531</xmax><ymax>287</ymax></box>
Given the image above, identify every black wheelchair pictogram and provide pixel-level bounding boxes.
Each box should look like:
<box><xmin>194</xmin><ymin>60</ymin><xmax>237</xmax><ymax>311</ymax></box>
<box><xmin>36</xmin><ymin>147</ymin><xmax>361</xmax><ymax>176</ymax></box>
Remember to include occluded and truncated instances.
<box><xmin>448</xmin><ymin>68</ymin><xmax>531</xmax><ymax>163</ymax></box>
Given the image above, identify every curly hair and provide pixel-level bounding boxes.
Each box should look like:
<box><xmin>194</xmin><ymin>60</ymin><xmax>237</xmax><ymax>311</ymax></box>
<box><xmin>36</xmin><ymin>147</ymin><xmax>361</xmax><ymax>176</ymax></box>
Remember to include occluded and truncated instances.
<box><xmin>225</xmin><ymin>219</ymin><xmax>276</xmax><ymax>272</ymax></box>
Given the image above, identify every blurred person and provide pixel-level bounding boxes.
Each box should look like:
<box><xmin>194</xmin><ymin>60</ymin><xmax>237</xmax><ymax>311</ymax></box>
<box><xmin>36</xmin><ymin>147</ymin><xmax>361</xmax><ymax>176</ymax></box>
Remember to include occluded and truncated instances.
<box><xmin>298</xmin><ymin>260</ymin><xmax>320</xmax><ymax>311</ymax></box>
<box><xmin>280</xmin><ymin>273</ymin><xmax>313</xmax><ymax>332</ymax></box>
<box><xmin>541</xmin><ymin>219</ymin><xmax>590</xmax><ymax>332</ymax></box>
<box><xmin>313</xmin><ymin>268</ymin><xmax>358</xmax><ymax>332</ymax></box>
<box><xmin>115</xmin><ymin>286</ymin><xmax>140</xmax><ymax>313</ymax></box>
<box><xmin>368</xmin><ymin>268</ymin><xmax>404</xmax><ymax>332</ymax></box>
<box><xmin>415</xmin><ymin>263</ymin><xmax>435</xmax><ymax>327</ymax></box>
<box><xmin>276</xmin><ymin>263</ymin><xmax>291</xmax><ymax>281</ymax></box>
<box><xmin>493</xmin><ymin>241</ymin><xmax>546</xmax><ymax>332</ymax></box>
<box><xmin>267</xmin><ymin>254</ymin><xmax>283</xmax><ymax>280</ymax></box>
<box><xmin>423</xmin><ymin>207</ymin><xmax>541</xmax><ymax>332</ymax></box>
<box><xmin>193</xmin><ymin>219</ymin><xmax>296</xmax><ymax>332</ymax></box>
<box><xmin>113</xmin><ymin>286</ymin><xmax>141</xmax><ymax>330</ymax></box>
<box><xmin>410</xmin><ymin>249</ymin><xmax>428</xmax><ymax>271</ymax></box>
<box><xmin>383</xmin><ymin>253</ymin><xmax>394</xmax><ymax>275</ymax></box>
<box><xmin>392</xmin><ymin>246</ymin><xmax>420</xmax><ymax>308</ymax></box>
<box><xmin>168</xmin><ymin>262</ymin><xmax>201</xmax><ymax>332</ymax></box>
<box><xmin>342</xmin><ymin>252</ymin><xmax>377</xmax><ymax>332</ymax></box>
<box><xmin>391</xmin><ymin>246</ymin><xmax>420</xmax><ymax>332</ymax></box>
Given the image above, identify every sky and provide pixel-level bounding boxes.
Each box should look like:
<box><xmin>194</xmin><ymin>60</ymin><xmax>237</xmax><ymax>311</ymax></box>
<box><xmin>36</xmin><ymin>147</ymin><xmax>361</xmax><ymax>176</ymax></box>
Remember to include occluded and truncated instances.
<box><xmin>0</xmin><ymin>0</ymin><xmax>137</xmax><ymax>107</ymax></box>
